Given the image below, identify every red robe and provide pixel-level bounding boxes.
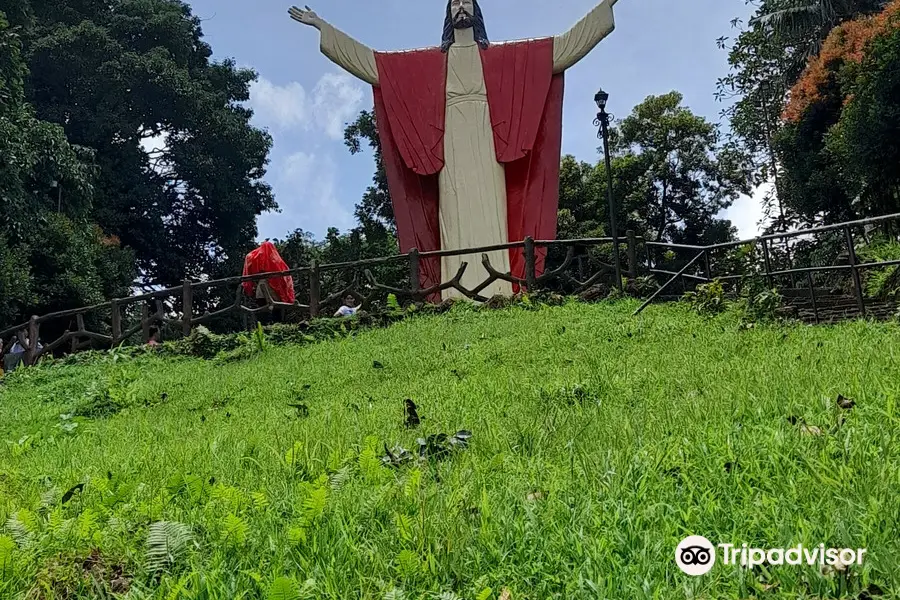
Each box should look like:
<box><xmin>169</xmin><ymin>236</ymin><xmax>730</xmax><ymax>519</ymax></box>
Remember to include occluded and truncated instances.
<box><xmin>242</xmin><ymin>241</ymin><xmax>296</xmax><ymax>304</ymax></box>
<box><xmin>372</xmin><ymin>38</ymin><xmax>564</xmax><ymax>297</ymax></box>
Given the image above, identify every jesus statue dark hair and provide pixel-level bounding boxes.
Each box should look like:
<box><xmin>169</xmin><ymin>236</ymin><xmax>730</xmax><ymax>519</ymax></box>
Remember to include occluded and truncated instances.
<box><xmin>441</xmin><ymin>0</ymin><xmax>489</xmax><ymax>52</ymax></box>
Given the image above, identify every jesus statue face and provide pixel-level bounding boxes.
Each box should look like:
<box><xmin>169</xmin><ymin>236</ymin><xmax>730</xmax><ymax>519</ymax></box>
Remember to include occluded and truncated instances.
<box><xmin>450</xmin><ymin>0</ymin><xmax>475</xmax><ymax>28</ymax></box>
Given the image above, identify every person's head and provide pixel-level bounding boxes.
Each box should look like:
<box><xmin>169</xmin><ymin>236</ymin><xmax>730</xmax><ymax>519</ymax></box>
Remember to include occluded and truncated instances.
<box><xmin>343</xmin><ymin>295</ymin><xmax>357</xmax><ymax>308</ymax></box>
<box><xmin>149</xmin><ymin>327</ymin><xmax>160</xmax><ymax>341</ymax></box>
<box><xmin>442</xmin><ymin>0</ymin><xmax>489</xmax><ymax>52</ymax></box>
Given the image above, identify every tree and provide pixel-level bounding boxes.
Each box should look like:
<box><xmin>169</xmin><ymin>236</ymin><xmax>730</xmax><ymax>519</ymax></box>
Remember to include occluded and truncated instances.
<box><xmin>777</xmin><ymin>0</ymin><xmax>900</xmax><ymax>223</ymax></box>
<box><xmin>344</xmin><ymin>110</ymin><xmax>394</xmax><ymax>233</ymax></box>
<box><xmin>718</xmin><ymin>0</ymin><xmax>884</xmax><ymax>230</ymax></box>
<box><xmin>0</xmin><ymin>12</ymin><xmax>135</xmax><ymax>331</ymax></box>
<box><xmin>10</xmin><ymin>0</ymin><xmax>276</xmax><ymax>287</ymax></box>
<box><xmin>615</xmin><ymin>92</ymin><xmax>748</xmax><ymax>245</ymax></box>
<box><xmin>754</xmin><ymin>0</ymin><xmax>886</xmax><ymax>73</ymax></box>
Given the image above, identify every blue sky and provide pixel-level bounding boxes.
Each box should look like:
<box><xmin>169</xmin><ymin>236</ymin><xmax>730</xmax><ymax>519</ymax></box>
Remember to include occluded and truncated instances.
<box><xmin>181</xmin><ymin>0</ymin><xmax>763</xmax><ymax>240</ymax></box>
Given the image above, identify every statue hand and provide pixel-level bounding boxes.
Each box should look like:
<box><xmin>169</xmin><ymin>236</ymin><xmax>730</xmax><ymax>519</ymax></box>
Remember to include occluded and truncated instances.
<box><xmin>288</xmin><ymin>5</ymin><xmax>323</xmax><ymax>29</ymax></box>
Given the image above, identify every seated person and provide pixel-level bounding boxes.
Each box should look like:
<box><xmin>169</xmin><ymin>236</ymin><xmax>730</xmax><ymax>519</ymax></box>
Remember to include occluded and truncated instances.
<box><xmin>334</xmin><ymin>295</ymin><xmax>360</xmax><ymax>318</ymax></box>
<box><xmin>4</xmin><ymin>331</ymin><xmax>39</xmax><ymax>372</ymax></box>
<box><xmin>147</xmin><ymin>327</ymin><xmax>161</xmax><ymax>347</ymax></box>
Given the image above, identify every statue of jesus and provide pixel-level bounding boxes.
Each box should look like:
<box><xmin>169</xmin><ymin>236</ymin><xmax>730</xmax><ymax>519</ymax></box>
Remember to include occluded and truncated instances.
<box><xmin>289</xmin><ymin>0</ymin><xmax>620</xmax><ymax>300</ymax></box>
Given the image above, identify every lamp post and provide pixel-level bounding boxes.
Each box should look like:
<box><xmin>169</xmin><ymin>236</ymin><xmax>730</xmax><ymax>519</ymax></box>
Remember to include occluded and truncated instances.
<box><xmin>594</xmin><ymin>88</ymin><xmax>622</xmax><ymax>291</ymax></box>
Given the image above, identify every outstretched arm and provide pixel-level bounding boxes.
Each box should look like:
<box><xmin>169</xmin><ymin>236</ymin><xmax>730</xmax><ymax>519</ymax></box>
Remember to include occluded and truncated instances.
<box><xmin>552</xmin><ymin>0</ymin><xmax>618</xmax><ymax>74</ymax></box>
<box><xmin>289</xmin><ymin>5</ymin><xmax>379</xmax><ymax>85</ymax></box>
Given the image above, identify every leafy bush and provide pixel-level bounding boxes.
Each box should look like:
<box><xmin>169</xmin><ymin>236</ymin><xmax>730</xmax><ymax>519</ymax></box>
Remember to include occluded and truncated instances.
<box><xmin>682</xmin><ymin>279</ymin><xmax>727</xmax><ymax>315</ymax></box>
<box><xmin>735</xmin><ymin>277</ymin><xmax>785</xmax><ymax>324</ymax></box>
<box><xmin>858</xmin><ymin>238</ymin><xmax>900</xmax><ymax>299</ymax></box>
<box><xmin>625</xmin><ymin>276</ymin><xmax>659</xmax><ymax>298</ymax></box>
<box><xmin>72</xmin><ymin>368</ymin><xmax>138</xmax><ymax>418</ymax></box>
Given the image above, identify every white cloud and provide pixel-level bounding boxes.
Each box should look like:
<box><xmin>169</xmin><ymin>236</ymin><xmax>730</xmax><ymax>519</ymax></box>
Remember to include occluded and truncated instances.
<box><xmin>249</xmin><ymin>79</ymin><xmax>309</xmax><ymax>130</ymax></box>
<box><xmin>257</xmin><ymin>151</ymin><xmax>355</xmax><ymax>240</ymax></box>
<box><xmin>724</xmin><ymin>183</ymin><xmax>770</xmax><ymax>240</ymax></box>
<box><xmin>249</xmin><ymin>72</ymin><xmax>364</xmax><ymax>140</ymax></box>
<box><xmin>312</xmin><ymin>73</ymin><xmax>365</xmax><ymax>139</ymax></box>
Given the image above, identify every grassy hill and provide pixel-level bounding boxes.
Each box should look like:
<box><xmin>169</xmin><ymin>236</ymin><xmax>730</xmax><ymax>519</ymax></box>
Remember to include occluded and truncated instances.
<box><xmin>0</xmin><ymin>301</ymin><xmax>898</xmax><ymax>599</ymax></box>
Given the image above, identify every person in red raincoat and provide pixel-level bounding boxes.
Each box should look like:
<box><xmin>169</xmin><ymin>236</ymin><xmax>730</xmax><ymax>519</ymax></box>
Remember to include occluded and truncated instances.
<box><xmin>242</xmin><ymin>241</ymin><xmax>296</xmax><ymax>324</ymax></box>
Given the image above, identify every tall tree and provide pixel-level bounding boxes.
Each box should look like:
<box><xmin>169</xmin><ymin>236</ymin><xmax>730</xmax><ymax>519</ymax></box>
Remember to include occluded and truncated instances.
<box><xmin>777</xmin><ymin>0</ymin><xmax>900</xmax><ymax>223</ymax></box>
<box><xmin>0</xmin><ymin>11</ymin><xmax>135</xmax><ymax>330</ymax></box>
<box><xmin>11</xmin><ymin>0</ymin><xmax>276</xmax><ymax>287</ymax></box>
<box><xmin>718</xmin><ymin>0</ymin><xmax>885</xmax><ymax>230</ymax></box>
<box><xmin>615</xmin><ymin>92</ymin><xmax>749</xmax><ymax>245</ymax></box>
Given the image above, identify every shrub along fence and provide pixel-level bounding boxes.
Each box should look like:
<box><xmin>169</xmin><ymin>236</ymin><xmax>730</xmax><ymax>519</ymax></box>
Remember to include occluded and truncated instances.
<box><xmin>4</xmin><ymin>212</ymin><xmax>900</xmax><ymax>367</ymax></box>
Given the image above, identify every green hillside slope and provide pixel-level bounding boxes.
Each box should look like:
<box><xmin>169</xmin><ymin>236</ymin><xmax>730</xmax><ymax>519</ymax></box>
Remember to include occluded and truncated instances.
<box><xmin>1</xmin><ymin>302</ymin><xmax>898</xmax><ymax>598</ymax></box>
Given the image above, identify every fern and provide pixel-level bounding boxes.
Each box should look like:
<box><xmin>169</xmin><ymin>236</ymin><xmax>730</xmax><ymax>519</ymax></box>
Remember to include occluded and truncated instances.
<box><xmin>383</xmin><ymin>588</ymin><xmax>407</xmax><ymax>600</ymax></box>
<box><xmin>476</xmin><ymin>588</ymin><xmax>493</xmax><ymax>600</ymax></box>
<box><xmin>76</xmin><ymin>508</ymin><xmax>99</xmax><ymax>542</ymax></box>
<box><xmin>145</xmin><ymin>521</ymin><xmax>193</xmax><ymax>572</ymax></box>
<box><xmin>302</xmin><ymin>485</ymin><xmax>328</xmax><ymax>523</ymax></box>
<box><xmin>221</xmin><ymin>513</ymin><xmax>248</xmax><ymax>546</ymax></box>
<box><xmin>5</xmin><ymin>511</ymin><xmax>36</xmax><ymax>546</ymax></box>
<box><xmin>39</xmin><ymin>487</ymin><xmax>60</xmax><ymax>509</ymax></box>
<box><xmin>394</xmin><ymin>513</ymin><xmax>413</xmax><ymax>543</ymax></box>
<box><xmin>395</xmin><ymin>549</ymin><xmax>420</xmax><ymax>578</ymax></box>
<box><xmin>403</xmin><ymin>469</ymin><xmax>422</xmax><ymax>499</ymax></box>
<box><xmin>438</xmin><ymin>593</ymin><xmax>463</xmax><ymax>600</ymax></box>
<box><xmin>163</xmin><ymin>574</ymin><xmax>190</xmax><ymax>600</ymax></box>
<box><xmin>251</xmin><ymin>491</ymin><xmax>270</xmax><ymax>510</ymax></box>
<box><xmin>387</xmin><ymin>294</ymin><xmax>402</xmax><ymax>313</ymax></box>
<box><xmin>267</xmin><ymin>576</ymin><xmax>300</xmax><ymax>600</ymax></box>
<box><xmin>329</xmin><ymin>465</ymin><xmax>353</xmax><ymax>491</ymax></box>
<box><xmin>287</xmin><ymin>525</ymin><xmax>307</xmax><ymax>546</ymax></box>
<box><xmin>0</xmin><ymin>534</ymin><xmax>14</xmax><ymax>575</ymax></box>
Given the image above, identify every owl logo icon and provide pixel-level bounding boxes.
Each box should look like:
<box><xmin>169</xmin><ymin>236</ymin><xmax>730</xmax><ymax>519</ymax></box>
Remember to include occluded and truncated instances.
<box><xmin>675</xmin><ymin>536</ymin><xmax>716</xmax><ymax>575</ymax></box>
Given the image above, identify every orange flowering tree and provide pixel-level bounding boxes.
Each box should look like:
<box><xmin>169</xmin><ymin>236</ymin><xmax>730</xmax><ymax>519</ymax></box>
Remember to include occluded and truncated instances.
<box><xmin>778</xmin><ymin>0</ymin><xmax>900</xmax><ymax>220</ymax></box>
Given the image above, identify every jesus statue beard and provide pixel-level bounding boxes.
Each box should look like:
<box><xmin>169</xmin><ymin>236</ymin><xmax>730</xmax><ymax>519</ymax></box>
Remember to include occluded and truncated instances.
<box><xmin>453</xmin><ymin>10</ymin><xmax>474</xmax><ymax>29</ymax></box>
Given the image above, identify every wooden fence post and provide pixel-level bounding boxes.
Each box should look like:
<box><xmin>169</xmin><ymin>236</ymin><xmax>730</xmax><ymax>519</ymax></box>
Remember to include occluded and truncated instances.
<box><xmin>182</xmin><ymin>279</ymin><xmax>193</xmax><ymax>337</ymax></box>
<box><xmin>24</xmin><ymin>316</ymin><xmax>39</xmax><ymax>366</ymax></box>
<box><xmin>111</xmin><ymin>300</ymin><xmax>122</xmax><ymax>347</ymax></box>
<box><xmin>524</xmin><ymin>236</ymin><xmax>537</xmax><ymax>291</ymax></box>
<box><xmin>806</xmin><ymin>271</ymin><xmax>820</xmax><ymax>324</ymax></box>
<box><xmin>761</xmin><ymin>239</ymin><xmax>774</xmax><ymax>288</ymax></box>
<box><xmin>626</xmin><ymin>230</ymin><xmax>637</xmax><ymax>279</ymax></box>
<box><xmin>141</xmin><ymin>303</ymin><xmax>151</xmax><ymax>343</ymax></box>
<box><xmin>309</xmin><ymin>260</ymin><xmax>321</xmax><ymax>318</ymax></box>
<box><xmin>845</xmin><ymin>226</ymin><xmax>866</xmax><ymax>316</ymax></box>
<box><xmin>703</xmin><ymin>250</ymin><xmax>712</xmax><ymax>282</ymax></box>
<box><xmin>408</xmin><ymin>249</ymin><xmax>421</xmax><ymax>301</ymax></box>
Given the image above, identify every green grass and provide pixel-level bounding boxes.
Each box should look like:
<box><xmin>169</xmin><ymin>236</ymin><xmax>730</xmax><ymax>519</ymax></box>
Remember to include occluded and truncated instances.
<box><xmin>1</xmin><ymin>301</ymin><xmax>899</xmax><ymax>599</ymax></box>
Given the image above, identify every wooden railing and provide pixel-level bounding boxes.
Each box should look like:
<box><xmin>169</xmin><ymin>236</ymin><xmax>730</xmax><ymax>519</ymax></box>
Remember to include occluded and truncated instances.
<box><xmin>5</xmin><ymin>212</ymin><xmax>900</xmax><ymax>367</ymax></box>
<box><xmin>636</xmin><ymin>212</ymin><xmax>900</xmax><ymax>319</ymax></box>
<box><xmin>0</xmin><ymin>234</ymin><xmax>643</xmax><ymax>366</ymax></box>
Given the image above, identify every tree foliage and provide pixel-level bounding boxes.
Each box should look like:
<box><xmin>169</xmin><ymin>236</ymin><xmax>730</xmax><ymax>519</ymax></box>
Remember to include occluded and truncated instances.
<box><xmin>777</xmin><ymin>0</ymin><xmax>900</xmax><ymax>222</ymax></box>
<box><xmin>614</xmin><ymin>92</ymin><xmax>749</xmax><ymax>245</ymax></box>
<box><xmin>10</xmin><ymin>0</ymin><xmax>276</xmax><ymax>286</ymax></box>
<box><xmin>717</xmin><ymin>0</ymin><xmax>884</xmax><ymax>230</ymax></box>
<box><xmin>0</xmin><ymin>12</ymin><xmax>135</xmax><ymax>330</ymax></box>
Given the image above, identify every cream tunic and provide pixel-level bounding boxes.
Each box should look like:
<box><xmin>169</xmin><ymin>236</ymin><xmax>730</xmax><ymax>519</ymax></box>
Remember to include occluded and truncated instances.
<box><xmin>318</xmin><ymin>1</ymin><xmax>616</xmax><ymax>300</ymax></box>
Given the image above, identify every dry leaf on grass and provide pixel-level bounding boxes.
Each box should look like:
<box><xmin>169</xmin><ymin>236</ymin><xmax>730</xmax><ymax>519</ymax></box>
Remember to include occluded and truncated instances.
<box><xmin>800</xmin><ymin>424</ymin><xmax>823</xmax><ymax>436</ymax></box>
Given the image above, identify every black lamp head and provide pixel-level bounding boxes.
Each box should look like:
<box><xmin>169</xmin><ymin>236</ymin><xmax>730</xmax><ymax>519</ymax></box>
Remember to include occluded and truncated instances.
<box><xmin>595</xmin><ymin>89</ymin><xmax>609</xmax><ymax>111</ymax></box>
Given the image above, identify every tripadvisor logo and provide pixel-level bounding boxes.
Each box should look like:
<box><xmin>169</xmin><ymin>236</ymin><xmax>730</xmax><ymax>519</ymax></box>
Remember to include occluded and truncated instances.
<box><xmin>675</xmin><ymin>536</ymin><xmax>868</xmax><ymax>576</ymax></box>
<box><xmin>676</xmin><ymin>536</ymin><xmax>716</xmax><ymax>576</ymax></box>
